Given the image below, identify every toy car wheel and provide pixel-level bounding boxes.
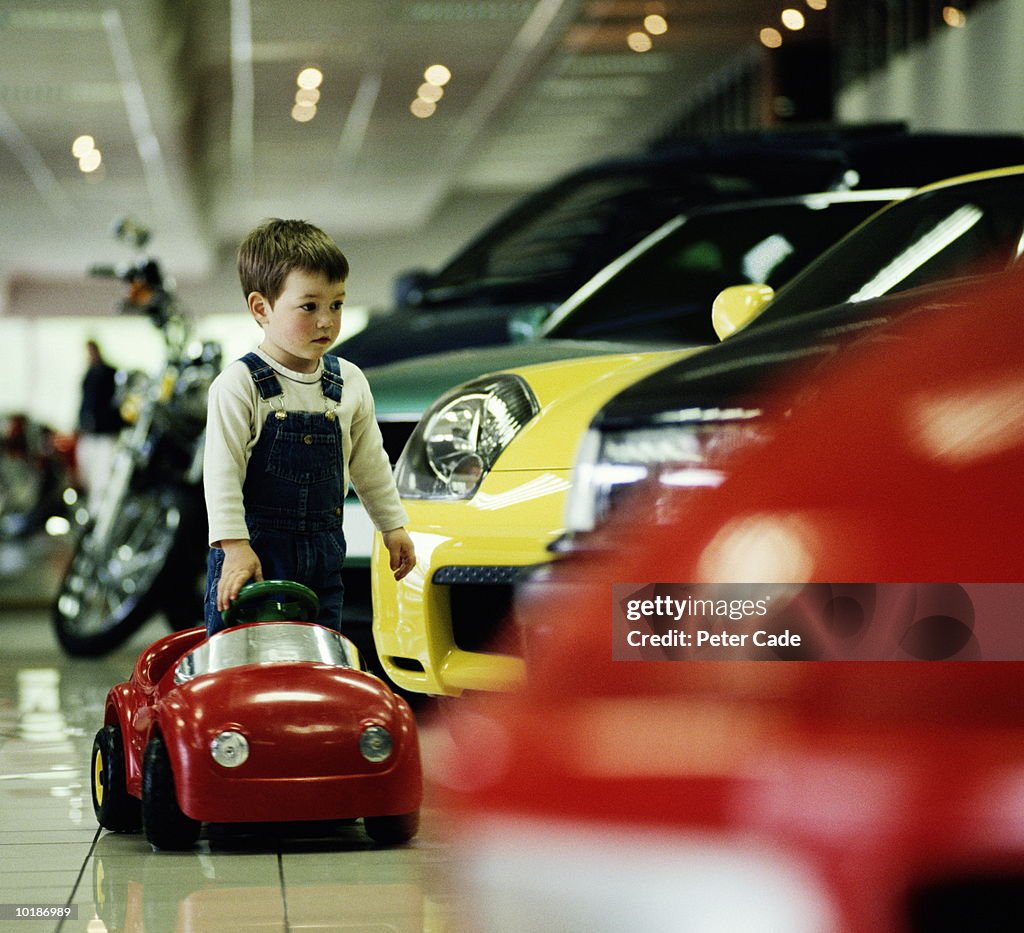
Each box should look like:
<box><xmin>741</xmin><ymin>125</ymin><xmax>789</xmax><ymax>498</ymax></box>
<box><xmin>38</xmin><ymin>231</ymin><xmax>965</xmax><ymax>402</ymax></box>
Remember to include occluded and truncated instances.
<box><xmin>141</xmin><ymin>734</ymin><xmax>201</xmax><ymax>850</ymax></box>
<box><xmin>363</xmin><ymin>810</ymin><xmax>420</xmax><ymax>845</ymax></box>
<box><xmin>91</xmin><ymin>725</ymin><xmax>142</xmax><ymax>832</ymax></box>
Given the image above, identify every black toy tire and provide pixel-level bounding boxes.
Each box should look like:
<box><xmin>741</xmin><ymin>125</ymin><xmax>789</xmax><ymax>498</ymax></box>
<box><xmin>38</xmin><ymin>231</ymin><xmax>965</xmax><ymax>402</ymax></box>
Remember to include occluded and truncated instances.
<box><xmin>141</xmin><ymin>734</ymin><xmax>201</xmax><ymax>850</ymax></box>
<box><xmin>91</xmin><ymin>725</ymin><xmax>142</xmax><ymax>832</ymax></box>
<box><xmin>363</xmin><ymin>810</ymin><xmax>420</xmax><ymax>845</ymax></box>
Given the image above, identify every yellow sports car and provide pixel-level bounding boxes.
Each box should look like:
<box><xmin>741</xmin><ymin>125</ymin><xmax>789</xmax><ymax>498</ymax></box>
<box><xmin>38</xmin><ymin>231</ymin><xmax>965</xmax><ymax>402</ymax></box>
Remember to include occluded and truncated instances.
<box><xmin>369</xmin><ymin>188</ymin><xmax>918</xmax><ymax>696</ymax></box>
<box><xmin>371</xmin><ymin>349</ymin><xmax>695</xmax><ymax>696</ymax></box>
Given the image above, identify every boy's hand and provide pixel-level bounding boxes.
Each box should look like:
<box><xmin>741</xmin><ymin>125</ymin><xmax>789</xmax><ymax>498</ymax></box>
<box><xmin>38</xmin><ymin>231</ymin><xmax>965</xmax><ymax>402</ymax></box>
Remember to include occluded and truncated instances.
<box><xmin>382</xmin><ymin>527</ymin><xmax>416</xmax><ymax>581</ymax></box>
<box><xmin>216</xmin><ymin>539</ymin><xmax>264</xmax><ymax>612</ymax></box>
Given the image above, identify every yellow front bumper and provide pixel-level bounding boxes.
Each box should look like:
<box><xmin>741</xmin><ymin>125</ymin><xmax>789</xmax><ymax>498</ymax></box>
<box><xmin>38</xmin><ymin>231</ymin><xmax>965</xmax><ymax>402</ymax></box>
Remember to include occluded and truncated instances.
<box><xmin>371</xmin><ymin>469</ymin><xmax>570</xmax><ymax>696</ymax></box>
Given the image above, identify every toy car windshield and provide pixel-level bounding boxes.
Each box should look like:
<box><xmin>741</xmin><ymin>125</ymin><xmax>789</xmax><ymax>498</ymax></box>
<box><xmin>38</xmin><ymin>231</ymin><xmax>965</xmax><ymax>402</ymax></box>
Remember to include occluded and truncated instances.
<box><xmin>174</xmin><ymin>623</ymin><xmax>361</xmax><ymax>685</ymax></box>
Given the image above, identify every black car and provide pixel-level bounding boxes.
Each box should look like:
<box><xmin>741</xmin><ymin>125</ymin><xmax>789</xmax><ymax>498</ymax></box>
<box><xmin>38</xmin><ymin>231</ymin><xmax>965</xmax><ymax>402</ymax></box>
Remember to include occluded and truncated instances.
<box><xmin>335</xmin><ymin>129</ymin><xmax>1024</xmax><ymax>369</ymax></box>
<box><xmin>563</xmin><ymin>165</ymin><xmax>1024</xmax><ymax>538</ymax></box>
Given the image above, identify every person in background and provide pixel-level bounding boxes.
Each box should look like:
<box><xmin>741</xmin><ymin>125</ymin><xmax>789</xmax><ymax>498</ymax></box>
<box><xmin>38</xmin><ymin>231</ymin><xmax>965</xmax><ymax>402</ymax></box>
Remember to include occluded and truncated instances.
<box><xmin>77</xmin><ymin>339</ymin><xmax>122</xmax><ymax>511</ymax></box>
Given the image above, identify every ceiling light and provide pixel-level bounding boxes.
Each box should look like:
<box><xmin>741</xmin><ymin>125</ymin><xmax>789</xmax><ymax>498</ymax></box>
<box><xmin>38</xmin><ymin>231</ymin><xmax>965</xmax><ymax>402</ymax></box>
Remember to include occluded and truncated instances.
<box><xmin>760</xmin><ymin>27</ymin><xmax>783</xmax><ymax>48</ymax></box>
<box><xmin>644</xmin><ymin>14</ymin><xmax>668</xmax><ymax>35</ymax></box>
<box><xmin>291</xmin><ymin>103</ymin><xmax>316</xmax><ymax>122</ymax></box>
<box><xmin>627</xmin><ymin>31</ymin><xmax>653</xmax><ymax>52</ymax></box>
<box><xmin>806</xmin><ymin>0</ymin><xmax>828</xmax><ymax>9</ymax></box>
<box><xmin>781</xmin><ymin>9</ymin><xmax>806</xmax><ymax>30</ymax></box>
<box><xmin>410</xmin><ymin>98</ymin><xmax>436</xmax><ymax>118</ymax></box>
<box><xmin>297</xmin><ymin>67</ymin><xmax>323</xmax><ymax>90</ymax></box>
<box><xmin>79</xmin><ymin>149</ymin><xmax>102</xmax><ymax>173</ymax></box>
<box><xmin>417</xmin><ymin>82</ymin><xmax>444</xmax><ymax>103</ymax></box>
<box><xmin>71</xmin><ymin>135</ymin><xmax>95</xmax><ymax>158</ymax></box>
<box><xmin>424</xmin><ymin>64</ymin><xmax>451</xmax><ymax>86</ymax></box>
<box><xmin>942</xmin><ymin>6</ymin><xmax>966</xmax><ymax>27</ymax></box>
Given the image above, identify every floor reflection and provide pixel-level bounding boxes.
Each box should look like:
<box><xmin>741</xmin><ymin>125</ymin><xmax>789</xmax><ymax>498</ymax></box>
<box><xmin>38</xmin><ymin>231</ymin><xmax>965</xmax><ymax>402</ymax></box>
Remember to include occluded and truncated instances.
<box><xmin>1</xmin><ymin>607</ymin><xmax>459</xmax><ymax>933</ymax></box>
<box><xmin>89</xmin><ymin>826</ymin><xmax>453</xmax><ymax>933</ymax></box>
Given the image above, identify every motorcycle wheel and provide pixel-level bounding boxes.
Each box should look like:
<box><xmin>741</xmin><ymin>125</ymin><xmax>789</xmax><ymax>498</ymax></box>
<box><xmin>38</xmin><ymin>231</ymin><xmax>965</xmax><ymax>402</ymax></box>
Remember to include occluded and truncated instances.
<box><xmin>52</xmin><ymin>484</ymin><xmax>202</xmax><ymax>656</ymax></box>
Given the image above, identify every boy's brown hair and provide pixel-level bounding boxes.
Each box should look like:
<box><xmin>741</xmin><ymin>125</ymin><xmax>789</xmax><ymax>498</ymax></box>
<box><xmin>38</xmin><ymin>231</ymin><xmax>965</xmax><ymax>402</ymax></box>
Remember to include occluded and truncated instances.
<box><xmin>237</xmin><ymin>218</ymin><xmax>349</xmax><ymax>302</ymax></box>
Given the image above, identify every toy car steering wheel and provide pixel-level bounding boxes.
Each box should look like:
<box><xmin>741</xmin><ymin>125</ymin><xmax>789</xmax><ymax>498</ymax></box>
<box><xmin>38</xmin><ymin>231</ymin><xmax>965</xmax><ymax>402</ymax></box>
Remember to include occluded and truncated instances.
<box><xmin>221</xmin><ymin>580</ymin><xmax>321</xmax><ymax>627</ymax></box>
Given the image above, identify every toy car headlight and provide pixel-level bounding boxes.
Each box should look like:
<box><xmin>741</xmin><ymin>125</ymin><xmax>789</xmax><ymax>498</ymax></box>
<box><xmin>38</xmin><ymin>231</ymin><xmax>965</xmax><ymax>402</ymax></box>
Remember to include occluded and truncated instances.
<box><xmin>210</xmin><ymin>731</ymin><xmax>250</xmax><ymax>768</ymax></box>
<box><xmin>395</xmin><ymin>375</ymin><xmax>539</xmax><ymax>500</ymax></box>
<box><xmin>564</xmin><ymin>411</ymin><xmax>767</xmax><ymax>534</ymax></box>
<box><xmin>359</xmin><ymin>725</ymin><xmax>393</xmax><ymax>763</ymax></box>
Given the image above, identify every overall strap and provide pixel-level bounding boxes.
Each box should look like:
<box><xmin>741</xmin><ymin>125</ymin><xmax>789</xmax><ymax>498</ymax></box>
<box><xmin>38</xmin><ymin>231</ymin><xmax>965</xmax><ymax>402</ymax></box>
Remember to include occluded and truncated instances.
<box><xmin>321</xmin><ymin>354</ymin><xmax>344</xmax><ymax>402</ymax></box>
<box><xmin>239</xmin><ymin>352</ymin><xmax>283</xmax><ymax>400</ymax></box>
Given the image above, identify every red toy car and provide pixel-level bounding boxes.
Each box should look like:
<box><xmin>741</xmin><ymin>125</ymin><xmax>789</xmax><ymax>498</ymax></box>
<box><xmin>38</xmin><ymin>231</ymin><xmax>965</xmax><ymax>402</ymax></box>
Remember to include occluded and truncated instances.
<box><xmin>435</xmin><ymin>272</ymin><xmax>1024</xmax><ymax>932</ymax></box>
<box><xmin>91</xmin><ymin>581</ymin><xmax>422</xmax><ymax>850</ymax></box>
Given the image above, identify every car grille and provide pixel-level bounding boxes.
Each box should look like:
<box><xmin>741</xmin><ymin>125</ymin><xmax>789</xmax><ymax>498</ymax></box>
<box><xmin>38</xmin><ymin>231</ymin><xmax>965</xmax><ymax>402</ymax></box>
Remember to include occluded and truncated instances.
<box><xmin>447</xmin><ymin>580</ymin><xmax>520</xmax><ymax>656</ymax></box>
<box><xmin>433</xmin><ymin>565</ymin><xmax>527</xmax><ymax>585</ymax></box>
<box><xmin>434</xmin><ymin>565</ymin><xmax>549</xmax><ymax>656</ymax></box>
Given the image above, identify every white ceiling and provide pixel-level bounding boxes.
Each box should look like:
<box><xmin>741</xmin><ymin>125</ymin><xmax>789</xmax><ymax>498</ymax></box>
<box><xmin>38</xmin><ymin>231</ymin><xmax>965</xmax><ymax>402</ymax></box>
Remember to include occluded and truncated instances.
<box><xmin>0</xmin><ymin>0</ymin><xmax>783</xmax><ymax>312</ymax></box>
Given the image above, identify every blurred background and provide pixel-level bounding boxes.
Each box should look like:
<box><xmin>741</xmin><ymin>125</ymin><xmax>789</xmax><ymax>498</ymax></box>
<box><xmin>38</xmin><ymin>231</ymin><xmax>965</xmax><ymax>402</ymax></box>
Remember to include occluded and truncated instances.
<box><xmin>1</xmin><ymin>0</ymin><xmax>1020</xmax><ymax>431</ymax></box>
<box><xmin>4</xmin><ymin>6</ymin><xmax>1024</xmax><ymax>929</ymax></box>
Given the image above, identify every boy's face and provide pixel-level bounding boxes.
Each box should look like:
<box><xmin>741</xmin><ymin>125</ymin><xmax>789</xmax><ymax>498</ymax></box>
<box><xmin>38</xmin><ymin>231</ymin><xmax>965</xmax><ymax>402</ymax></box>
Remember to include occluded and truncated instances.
<box><xmin>250</xmin><ymin>269</ymin><xmax>345</xmax><ymax>373</ymax></box>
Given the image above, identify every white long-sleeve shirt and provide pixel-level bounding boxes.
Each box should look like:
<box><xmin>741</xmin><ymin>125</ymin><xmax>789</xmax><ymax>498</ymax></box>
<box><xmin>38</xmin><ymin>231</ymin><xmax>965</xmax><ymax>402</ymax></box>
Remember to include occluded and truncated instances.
<box><xmin>203</xmin><ymin>348</ymin><xmax>407</xmax><ymax>547</ymax></box>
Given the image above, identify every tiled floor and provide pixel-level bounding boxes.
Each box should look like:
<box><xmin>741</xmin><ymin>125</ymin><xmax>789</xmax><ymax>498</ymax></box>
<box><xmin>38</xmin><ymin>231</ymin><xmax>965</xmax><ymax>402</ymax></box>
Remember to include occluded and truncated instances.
<box><xmin>0</xmin><ymin>535</ymin><xmax>459</xmax><ymax>933</ymax></box>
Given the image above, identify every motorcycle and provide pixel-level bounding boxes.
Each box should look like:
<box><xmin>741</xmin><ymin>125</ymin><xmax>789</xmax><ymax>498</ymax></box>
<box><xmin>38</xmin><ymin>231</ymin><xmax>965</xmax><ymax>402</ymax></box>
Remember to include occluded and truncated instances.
<box><xmin>52</xmin><ymin>220</ymin><xmax>221</xmax><ymax>656</ymax></box>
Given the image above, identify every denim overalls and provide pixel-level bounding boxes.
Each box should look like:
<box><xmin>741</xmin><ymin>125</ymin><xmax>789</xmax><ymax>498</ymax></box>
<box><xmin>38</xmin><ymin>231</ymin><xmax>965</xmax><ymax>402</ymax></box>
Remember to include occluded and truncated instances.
<box><xmin>204</xmin><ymin>352</ymin><xmax>347</xmax><ymax>635</ymax></box>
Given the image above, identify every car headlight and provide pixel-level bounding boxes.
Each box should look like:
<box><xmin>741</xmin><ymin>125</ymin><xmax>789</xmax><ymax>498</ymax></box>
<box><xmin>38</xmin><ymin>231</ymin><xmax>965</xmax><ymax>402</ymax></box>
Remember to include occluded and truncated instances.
<box><xmin>564</xmin><ymin>409</ymin><xmax>767</xmax><ymax>534</ymax></box>
<box><xmin>359</xmin><ymin>725</ymin><xmax>393</xmax><ymax>762</ymax></box>
<box><xmin>395</xmin><ymin>375</ymin><xmax>540</xmax><ymax>500</ymax></box>
<box><xmin>210</xmin><ymin>730</ymin><xmax>249</xmax><ymax>768</ymax></box>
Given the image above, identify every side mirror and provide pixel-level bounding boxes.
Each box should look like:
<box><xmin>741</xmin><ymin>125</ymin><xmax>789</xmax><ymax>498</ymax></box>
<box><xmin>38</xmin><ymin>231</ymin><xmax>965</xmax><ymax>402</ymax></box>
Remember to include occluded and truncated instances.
<box><xmin>507</xmin><ymin>305</ymin><xmax>553</xmax><ymax>342</ymax></box>
<box><xmin>393</xmin><ymin>268</ymin><xmax>432</xmax><ymax>308</ymax></box>
<box><xmin>711</xmin><ymin>284</ymin><xmax>775</xmax><ymax>341</ymax></box>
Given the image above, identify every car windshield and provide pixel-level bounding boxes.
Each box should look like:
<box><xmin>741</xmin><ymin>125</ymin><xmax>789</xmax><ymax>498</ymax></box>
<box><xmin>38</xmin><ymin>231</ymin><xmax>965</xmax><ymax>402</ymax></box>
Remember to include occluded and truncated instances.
<box><xmin>756</xmin><ymin>173</ymin><xmax>1024</xmax><ymax>326</ymax></box>
<box><xmin>424</xmin><ymin>175</ymin><xmax>746</xmax><ymax>307</ymax></box>
<box><xmin>174</xmin><ymin>623</ymin><xmax>360</xmax><ymax>684</ymax></box>
<box><xmin>543</xmin><ymin>195</ymin><xmax>895</xmax><ymax>344</ymax></box>
<box><xmin>420</xmin><ymin>154</ymin><xmax>846</xmax><ymax>308</ymax></box>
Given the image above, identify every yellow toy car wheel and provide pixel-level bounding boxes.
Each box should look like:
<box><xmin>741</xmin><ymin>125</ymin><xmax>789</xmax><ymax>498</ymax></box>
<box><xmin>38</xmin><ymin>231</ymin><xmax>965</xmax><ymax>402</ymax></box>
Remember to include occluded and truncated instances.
<box><xmin>91</xmin><ymin>725</ymin><xmax>141</xmax><ymax>833</ymax></box>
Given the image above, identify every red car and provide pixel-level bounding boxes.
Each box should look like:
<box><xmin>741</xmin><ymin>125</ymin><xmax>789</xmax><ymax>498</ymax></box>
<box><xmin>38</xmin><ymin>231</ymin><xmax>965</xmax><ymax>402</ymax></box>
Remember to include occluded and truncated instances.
<box><xmin>435</xmin><ymin>272</ymin><xmax>1024</xmax><ymax>932</ymax></box>
<box><xmin>91</xmin><ymin>581</ymin><xmax>422</xmax><ymax>850</ymax></box>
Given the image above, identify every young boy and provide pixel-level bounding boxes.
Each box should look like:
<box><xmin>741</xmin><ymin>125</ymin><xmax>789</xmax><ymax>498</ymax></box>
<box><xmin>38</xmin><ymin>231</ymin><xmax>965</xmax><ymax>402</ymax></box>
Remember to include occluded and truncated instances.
<box><xmin>203</xmin><ymin>218</ymin><xmax>415</xmax><ymax>635</ymax></box>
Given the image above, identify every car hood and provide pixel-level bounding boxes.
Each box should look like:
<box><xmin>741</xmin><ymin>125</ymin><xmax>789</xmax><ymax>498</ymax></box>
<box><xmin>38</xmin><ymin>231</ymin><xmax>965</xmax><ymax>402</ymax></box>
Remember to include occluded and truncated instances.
<box><xmin>160</xmin><ymin>663</ymin><xmax>406</xmax><ymax>778</ymax></box>
<box><xmin>331</xmin><ymin>302</ymin><xmax>548</xmax><ymax>370</ymax></box>
<box><xmin>362</xmin><ymin>338</ymin><xmax>684</xmax><ymax>418</ymax></box>
<box><xmin>592</xmin><ymin>279</ymin><xmax>980</xmax><ymax>430</ymax></box>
